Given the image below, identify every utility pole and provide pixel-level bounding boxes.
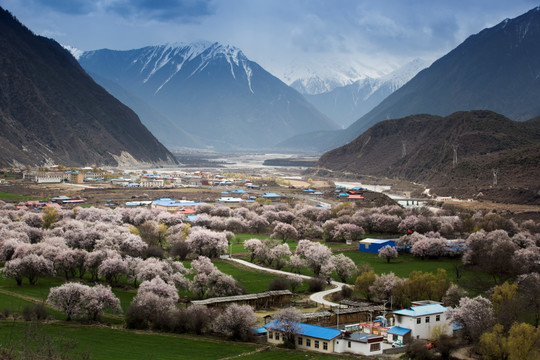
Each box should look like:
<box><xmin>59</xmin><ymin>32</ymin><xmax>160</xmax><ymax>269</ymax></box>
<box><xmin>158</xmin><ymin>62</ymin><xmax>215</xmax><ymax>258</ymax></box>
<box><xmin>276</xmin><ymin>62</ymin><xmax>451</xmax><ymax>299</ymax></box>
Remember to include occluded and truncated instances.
<box><xmin>492</xmin><ymin>168</ymin><xmax>498</xmax><ymax>186</ymax></box>
<box><xmin>452</xmin><ymin>144</ymin><xmax>459</xmax><ymax>167</ymax></box>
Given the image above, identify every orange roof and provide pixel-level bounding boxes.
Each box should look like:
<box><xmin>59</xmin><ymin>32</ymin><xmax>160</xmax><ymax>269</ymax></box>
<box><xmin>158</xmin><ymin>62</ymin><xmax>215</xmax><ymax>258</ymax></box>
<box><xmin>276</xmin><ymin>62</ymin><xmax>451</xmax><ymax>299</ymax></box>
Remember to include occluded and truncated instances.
<box><xmin>348</xmin><ymin>194</ymin><xmax>364</xmax><ymax>199</ymax></box>
<box><xmin>176</xmin><ymin>208</ymin><xmax>197</xmax><ymax>214</ymax></box>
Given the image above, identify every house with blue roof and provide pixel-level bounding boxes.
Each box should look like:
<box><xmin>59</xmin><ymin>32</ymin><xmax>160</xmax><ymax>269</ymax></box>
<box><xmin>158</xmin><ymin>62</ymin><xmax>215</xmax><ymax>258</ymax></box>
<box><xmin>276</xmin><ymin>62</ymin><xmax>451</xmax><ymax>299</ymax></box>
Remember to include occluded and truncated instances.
<box><xmin>388</xmin><ymin>301</ymin><xmax>452</xmax><ymax>344</ymax></box>
<box><xmin>261</xmin><ymin>193</ymin><xmax>282</xmax><ymax>201</ymax></box>
<box><xmin>151</xmin><ymin>198</ymin><xmax>205</xmax><ymax>212</ymax></box>
<box><xmin>264</xmin><ymin>320</ymin><xmax>341</xmax><ymax>354</ymax></box>
<box><xmin>231</xmin><ymin>189</ymin><xmax>248</xmax><ymax>195</ymax></box>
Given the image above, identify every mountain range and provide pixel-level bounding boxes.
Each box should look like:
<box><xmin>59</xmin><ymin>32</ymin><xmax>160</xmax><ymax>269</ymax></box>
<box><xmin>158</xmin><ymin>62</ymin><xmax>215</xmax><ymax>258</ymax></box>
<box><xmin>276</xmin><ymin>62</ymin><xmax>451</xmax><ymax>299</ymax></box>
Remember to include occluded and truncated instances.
<box><xmin>299</xmin><ymin>59</ymin><xmax>429</xmax><ymax>128</ymax></box>
<box><xmin>282</xmin><ymin>6</ymin><xmax>540</xmax><ymax>152</ymax></box>
<box><xmin>311</xmin><ymin>110</ymin><xmax>540</xmax><ymax>204</ymax></box>
<box><xmin>78</xmin><ymin>43</ymin><xmax>338</xmax><ymax>151</ymax></box>
<box><xmin>0</xmin><ymin>8</ymin><xmax>177</xmax><ymax>167</ymax></box>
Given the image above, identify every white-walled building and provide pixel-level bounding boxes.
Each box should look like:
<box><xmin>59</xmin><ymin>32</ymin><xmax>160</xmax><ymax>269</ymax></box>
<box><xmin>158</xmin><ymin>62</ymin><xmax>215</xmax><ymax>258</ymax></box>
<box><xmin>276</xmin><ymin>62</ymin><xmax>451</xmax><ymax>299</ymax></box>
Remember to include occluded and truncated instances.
<box><xmin>334</xmin><ymin>332</ymin><xmax>384</xmax><ymax>356</ymax></box>
<box><xmin>264</xmin><ymin>320</ymin><xmax>341</xmax><ymax>354</ymax></box>
<box><xmin>387</xmin><ymin>302</ymin><xmax>452</xmax><ymax>344</ymax></box>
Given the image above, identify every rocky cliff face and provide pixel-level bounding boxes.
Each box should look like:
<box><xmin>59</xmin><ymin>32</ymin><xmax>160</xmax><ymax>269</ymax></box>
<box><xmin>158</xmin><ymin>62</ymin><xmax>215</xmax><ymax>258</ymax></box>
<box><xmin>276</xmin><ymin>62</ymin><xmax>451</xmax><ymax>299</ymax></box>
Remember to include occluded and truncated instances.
<box><xmin>0</xmin><ymin>7</ymin><xmax>177</xmax><ymax>167</ymax></box>
<box><xmin>312</xmin><ymin>111</ymin><xmax>540</xmax><ymax>204</ymax></box>
<box><xmin>341</xmin><ymin>7</ymin><xmax>540</xmax><ymax>145</ymax></box>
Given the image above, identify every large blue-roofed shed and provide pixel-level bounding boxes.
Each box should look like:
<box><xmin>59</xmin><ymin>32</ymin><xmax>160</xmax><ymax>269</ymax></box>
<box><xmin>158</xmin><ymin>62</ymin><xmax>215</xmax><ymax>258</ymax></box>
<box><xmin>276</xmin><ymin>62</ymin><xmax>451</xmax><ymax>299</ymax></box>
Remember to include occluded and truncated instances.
<box><xmin>358</xmin><ymin>238</ymin><xmax>396</xmax><ymax>253</ymax></box>
<box><xmin>264</xmin><ymin>320</ymin><xmax>341</xmax><ymax>353</ymax></box>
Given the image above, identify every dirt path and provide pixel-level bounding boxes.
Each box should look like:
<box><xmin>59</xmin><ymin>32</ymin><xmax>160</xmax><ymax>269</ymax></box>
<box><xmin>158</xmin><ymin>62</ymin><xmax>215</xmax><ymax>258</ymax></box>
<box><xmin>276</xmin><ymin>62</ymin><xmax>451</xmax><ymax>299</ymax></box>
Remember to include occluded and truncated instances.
<box><xmin>227</xmin><ymin>258</ymin><xmax>346</xmax><ymax>308</ymax></box>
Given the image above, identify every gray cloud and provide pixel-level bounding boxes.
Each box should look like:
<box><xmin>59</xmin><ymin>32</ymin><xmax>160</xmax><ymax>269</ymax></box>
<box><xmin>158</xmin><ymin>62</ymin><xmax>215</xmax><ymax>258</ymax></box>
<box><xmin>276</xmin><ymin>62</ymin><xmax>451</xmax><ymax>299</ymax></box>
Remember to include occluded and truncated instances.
<box><xmin>106</xmin><ymin>0</ymin><xmax>214</xmax><ymax>21</ymax></box>
<box><xmin>4</xmin><ymin>0</ymin><xmax>539</xmax><ymax>80</ymax></box>
<box><xmin>30</xmin><ymin>0</ymin><xmax>96</xmax><ymax>15</ymax></box>
<box><xmin>29</xmin><ymin>0</ymin><xmax>214</xmax><ymax>21</ymax></box>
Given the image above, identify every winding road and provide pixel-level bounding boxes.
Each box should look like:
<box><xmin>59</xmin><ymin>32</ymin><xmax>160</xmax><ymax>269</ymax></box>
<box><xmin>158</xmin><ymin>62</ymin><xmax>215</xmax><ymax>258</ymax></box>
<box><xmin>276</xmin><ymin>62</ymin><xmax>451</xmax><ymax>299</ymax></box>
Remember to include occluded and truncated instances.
<box><xmin>227</xmin><ymin>258</ymin><xmax>347</xmax><ymax>308</ymax></box>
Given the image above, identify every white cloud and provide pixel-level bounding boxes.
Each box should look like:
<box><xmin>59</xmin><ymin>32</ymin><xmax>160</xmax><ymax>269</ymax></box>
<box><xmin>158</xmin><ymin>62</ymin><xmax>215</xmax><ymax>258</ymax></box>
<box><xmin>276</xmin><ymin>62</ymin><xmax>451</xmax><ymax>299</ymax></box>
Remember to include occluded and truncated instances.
<box><xmin>3</xmin><ymin>0</ymin><xmax>539</xmax><ymax>81</ymax></box>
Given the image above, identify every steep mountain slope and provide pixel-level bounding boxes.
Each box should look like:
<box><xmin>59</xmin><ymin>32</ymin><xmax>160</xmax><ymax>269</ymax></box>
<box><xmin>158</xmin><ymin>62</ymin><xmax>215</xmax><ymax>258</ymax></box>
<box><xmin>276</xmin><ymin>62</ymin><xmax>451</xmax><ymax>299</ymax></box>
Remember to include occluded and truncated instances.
<box><xmin>312</xmin><ymin>111</ymin><xmax>540</xmax><ymax>204</ymax></box>
<box><xmin>79</xmin><ymin>43</ymin><xmax>337</xmax><ymax>150</ymax></box>
<box><xmin>0</xmin><ymin>8</ymin><xmax>177</xmax><ymax>167</ymax></box>
<box><xmin>87</xmin><ymin>71</ymin><xmax>205</xmax><ymax>150</ymax></box>
<box><xmin>339</xmin><ymin>6</ymin><xmax>540</xmax><ymax>145</ymax></box>
<box><xmin>282</xmin><ymin>6</ymin><xmax>540</xmax><ymax>152</ymax></box>
<box><xmin>302</xmin><ymin>59</ymin><xmax>429</xmax><ymax>128</ymax></box>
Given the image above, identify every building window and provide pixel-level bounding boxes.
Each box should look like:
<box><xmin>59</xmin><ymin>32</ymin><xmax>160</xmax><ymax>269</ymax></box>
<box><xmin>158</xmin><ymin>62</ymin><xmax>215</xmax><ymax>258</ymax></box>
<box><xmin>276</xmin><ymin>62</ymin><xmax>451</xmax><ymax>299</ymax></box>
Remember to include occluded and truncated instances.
<box><xmin>269</xmin><ymin>332</ymin><xmax>273</xmax><ymax>339</ymax></box>
<box><xmin>393</xmin><ymin>335</ymin><xmax>398</xmax><ymax>341</ymax></box>
<box><xmin>370</xmin><ymin>343</ymin><xmax>381</xmax><ymax>352</ymax></box>
<box><xmin>348</xmin><ymin>341</ymin><xmax>351</xmax><ymax>348</ymax></box>
<box><xmin>417</xmin><ymin>318</ymin><xmax>421</xmax><ymax>324</ymax></box>
<box><xmin>298</xmin><ymin>337</ymin><xmax>303</xmax><ymax>345</ymax></box>
<box><xmin>436</xmin><ymin>315</ymin><xmax>440</xmax><ymax>321</ymax></box>
<box><xmin>323</xmin><ymin>342</ymin><xmax>328</xmax><ymax>350</ymax></box>
<box><xmin>425</xmin><ymin>316</ymin><xmax>430</xmax><ymax>323</ymax></box>
<box><xmin>275</xmin><ymin>333</ymin><xmax>280</xmax><ymax>340</ymax></box>
<box><xmin>314</xmin><ymin>340</ymin><xmax>319</xmax><ymax>349</ymax></box>
<box><xmin>306</xmin><ymin>339</ymin><xmax>311</xmax><ymax>347</ymax></box>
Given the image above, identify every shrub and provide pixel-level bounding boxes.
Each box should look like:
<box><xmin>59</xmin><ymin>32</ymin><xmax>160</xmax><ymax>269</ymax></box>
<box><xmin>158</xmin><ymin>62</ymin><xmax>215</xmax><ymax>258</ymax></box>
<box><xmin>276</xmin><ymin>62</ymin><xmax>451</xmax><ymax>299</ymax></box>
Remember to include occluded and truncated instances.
<box><xmin>125</xmin><ymin>303</ymin><xmax>149</xmax><ymax>330</ymax></box>
<box><xmin>144</xmin><ymin>245</ymin><xmax>164</xmax><ymax>259</ymax></box>
<box><xmin>22</xmin><ymin>303</ymin><xmax>48</xmax><ymax>321</ymax></box>
<box><xmin>341</xmin><ymin>285</ymin><xmax>353</xmax><ymax>298</ymax></box>
<box><xmin>308</xmin><ymin>277</ymin><xmax>326</xmax><ymax>292</ymax></box>
<box><xmin>170</xmin><ymin>241</ymin><xmax>190</xmax><ymax>260</ymax></box>
<box><xmin>268</xmin><ymin>277</ymin><xmax>289</xmax><ymax>291</ymax></box>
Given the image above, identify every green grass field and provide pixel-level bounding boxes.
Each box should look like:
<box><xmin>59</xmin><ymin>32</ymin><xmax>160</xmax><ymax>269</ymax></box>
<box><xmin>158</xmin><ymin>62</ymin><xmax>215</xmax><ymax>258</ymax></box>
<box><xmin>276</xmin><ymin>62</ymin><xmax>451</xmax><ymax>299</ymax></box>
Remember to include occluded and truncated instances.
<box><xmin>0</xmin><ymin>192</ymin><xmax>41</xmax><ymax>201</ymax></box>
<box><xmin>337</xmin><ymin>251</ymin><xmax>464</xmax><ymax>280</ymax></box>
<box><xmin>0</xmin><ymin>277</ymin><xmax>65</xmax><ymax>301</ymax></box>
<box><xmin>236</xmin><ymin>348</ymin><xmax>365</xmax><ymax>359</ymax></box>
<box><xmin>0</xmin><ymin>290</ymin><xmax>65</xmax><ymax>320</ymax></box>
<box><xmin>0</xmin><ymin>321</ymin><xmax>259</xmax><ymax>360</ymax></box>
<box><xmin>215</xmin><ymin>260</ymin><xmax>309</xmax><ymax>294</ymax></box>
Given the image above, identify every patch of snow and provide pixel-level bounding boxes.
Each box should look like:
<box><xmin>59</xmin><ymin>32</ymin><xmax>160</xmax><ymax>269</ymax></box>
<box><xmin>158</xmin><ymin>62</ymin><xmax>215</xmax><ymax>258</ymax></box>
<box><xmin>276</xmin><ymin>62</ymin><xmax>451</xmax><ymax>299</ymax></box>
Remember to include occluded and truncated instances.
<box><xmin>62</xmin><ymin>45</ymin><xmax>83</xmax><ymax>60</ymax></box>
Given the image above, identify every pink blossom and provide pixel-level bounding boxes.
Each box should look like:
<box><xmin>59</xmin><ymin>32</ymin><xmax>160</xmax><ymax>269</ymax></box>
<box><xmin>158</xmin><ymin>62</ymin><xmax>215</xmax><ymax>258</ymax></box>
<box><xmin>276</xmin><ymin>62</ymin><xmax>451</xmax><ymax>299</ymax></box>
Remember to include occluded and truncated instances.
<box><xmin>98</xmin><ymin>256</ymin><xmax>128</xmax><ymax>284</ymax></box>
<box><xmin>378</xmin><ymin>245</ymin><xmax>398</xmax><ymax>263</ymax></box>
<box><xmin>47</xmin><ymin>282</ymin><xmax>89</xmax><ymax>321</ymax></box>
<box><xmin>213</xmin><ymin>304</ymin><xmax>257</xmax><ymax>340</ymax></box>
<box><xmin>186</xmin><ymin>227</ymin><xmax>228</xmax><ymax>258</ymax></box>
<box><xmin>447</xmin><ymin>296</ymin><xmax>494</xmax><ymax>342</ymax></box>
<box><xmin>332</xmin><ymin>253</ymin><xmax>356</xmax><ymax>282</ymax></box>
<box><xmin>271</xmin><ymin>222</ymin><xmax>298</xmax><ymax>241</ymax></box>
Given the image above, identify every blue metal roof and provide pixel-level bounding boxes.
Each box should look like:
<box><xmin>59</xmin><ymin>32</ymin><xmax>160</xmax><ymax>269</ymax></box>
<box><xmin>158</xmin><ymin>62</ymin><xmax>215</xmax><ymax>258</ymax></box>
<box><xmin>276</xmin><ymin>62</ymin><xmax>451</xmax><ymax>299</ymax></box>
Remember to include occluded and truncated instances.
<box><xmin>152</xmin><ymin>199</ymin><xmax>205</xmax><ymax>207</ymax></box>
<box><xmin>262</xmin><ymin>192</ymin><xmax>281</xmax><ymax>198</ymax></box>
<box><xmin>264</xmin><ymin>320</ymin><xmax>341</xmax><ymax>340</ymax></box>
<box><xmin>393</xmin><ymin>304</ymin><xmax>447</xmax><ymax>317</ymax></box>
<box><xmin>252</xmin><ymin>327</ymin><xmax>267</xmax><ymax>334</ymax></box>
<box><xmin>387</xmin><ymin>326</ymin><xmax>411</xmax><ymax>336</ymax></box>
<box><xmin>231</xmin><ymin>189</ymin><xmax>247</xmax><ymax>194</ymax></box>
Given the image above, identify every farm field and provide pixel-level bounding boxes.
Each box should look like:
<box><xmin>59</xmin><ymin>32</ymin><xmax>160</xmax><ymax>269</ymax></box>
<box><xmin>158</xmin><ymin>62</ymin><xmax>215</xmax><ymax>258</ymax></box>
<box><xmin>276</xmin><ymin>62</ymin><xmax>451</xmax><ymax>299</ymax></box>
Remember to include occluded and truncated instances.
<box><xmin>214</xmin><ymin>260</ymin><xmax>301</xmax><ymax>294</ymax></box>
<box><xmin>0</xmin><ymin>191</ymin><xmax>41</xmax><ymax>201</ymax></box>
<box><xmin>336</xmin><ymin>251</ymin><xmax>463</xmax><ymax>280</ymax></box>
<box><xmin>235</xmin><ymin>348</ymin><xmax>365</xmax><ymax>359</ymax></box>
<box><xmin>0</xmin><ymin>321</ymin><xmax>259</xmax><ymax>360</ymax></box>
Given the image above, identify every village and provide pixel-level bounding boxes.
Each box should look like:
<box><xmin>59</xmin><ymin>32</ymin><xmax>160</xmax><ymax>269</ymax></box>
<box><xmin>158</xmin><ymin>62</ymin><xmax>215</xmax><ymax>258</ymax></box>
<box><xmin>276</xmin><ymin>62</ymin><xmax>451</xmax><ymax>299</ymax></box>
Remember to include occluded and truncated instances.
<box><xmin>0</xmin><ymin>164</ymin><xmax>538</xmax><ymax>359</ymax></box>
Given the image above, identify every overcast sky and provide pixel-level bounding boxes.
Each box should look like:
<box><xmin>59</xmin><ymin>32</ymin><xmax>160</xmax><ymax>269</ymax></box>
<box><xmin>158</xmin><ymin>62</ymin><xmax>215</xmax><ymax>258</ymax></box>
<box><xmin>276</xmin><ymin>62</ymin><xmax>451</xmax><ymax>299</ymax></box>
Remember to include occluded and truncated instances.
<box><xmin>3</xmin><ymin>0</ymin><xmax>539</xmax><ymax>81</ymax></box>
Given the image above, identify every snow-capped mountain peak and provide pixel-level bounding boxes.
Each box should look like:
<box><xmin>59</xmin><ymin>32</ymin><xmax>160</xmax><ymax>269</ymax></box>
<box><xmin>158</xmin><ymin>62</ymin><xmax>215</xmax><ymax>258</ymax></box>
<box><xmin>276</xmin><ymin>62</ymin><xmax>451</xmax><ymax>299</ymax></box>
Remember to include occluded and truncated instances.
<box><xmin>62</xmin><ymin>44</ymin><xmax>83</xmax><ymax>60</ymax></box>
<box><xmin>105</xmin><ymin>41</ymin><xmax>254</xmax><ymax>94</ymax></box>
